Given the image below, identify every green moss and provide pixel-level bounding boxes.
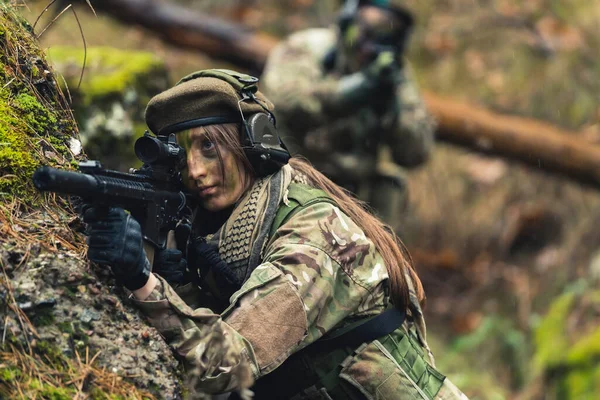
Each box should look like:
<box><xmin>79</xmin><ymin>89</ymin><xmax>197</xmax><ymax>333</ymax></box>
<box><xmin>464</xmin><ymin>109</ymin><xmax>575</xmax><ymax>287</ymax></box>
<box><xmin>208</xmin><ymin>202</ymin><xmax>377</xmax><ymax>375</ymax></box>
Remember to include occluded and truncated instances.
<box><xmin>533</xmin><ymin>292</ymin><xmax>575</xmax><ymax>370</ymax></box>
<box><xmin>0</xmin><ymin>5</ymin><xmax>79</xmax><ymax>204</ymax></box>
<box><xmin>0</xmin><ymin>89</ymin><xmax>38</xmax><ymax>200</ymax></box>
<box><xmin>39</xmin><ymin>384</ymin><xmax>76</xmax><ymax>400</ymax></box>
<box><xmin>12</xmin><ymin>92</ymin><xmax>58</xmax><ymax>134</ymax></box>
<box><xmin>22</xmin><ymin>378</ymin><xmax>76</xmax><ymax>400</ymax></box>
<box><xmin>35</xmin><ymin>340</ymin><xmax>67</xmax><ymax>368</ymax></box>
<box><xmin>1</xmin><ymin>366</ymin><xmax>22</xmax><ymax>382</ymax></box>
<box><xmin>33</xmin><ymin>309</ymin><xmax>56</xmax><ymax>327</ymax></box>
<box><xmin>47</xmin><ymin>46</ymin><xmax>164</xmax><ymax>104</ymax></box>
<box><xmin>57</xmin><ymin>321</ymin><xmax>74</xmax><ymax>335</ymax></box>
<box><xmin>72</xmin><ymin>322</ymin><xmax>90</xmax><ymax>347</ymax></box>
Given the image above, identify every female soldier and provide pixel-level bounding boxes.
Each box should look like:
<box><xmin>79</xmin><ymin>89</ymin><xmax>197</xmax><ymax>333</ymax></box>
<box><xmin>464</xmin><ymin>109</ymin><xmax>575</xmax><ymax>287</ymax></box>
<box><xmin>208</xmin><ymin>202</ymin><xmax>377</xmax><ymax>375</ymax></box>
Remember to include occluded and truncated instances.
<box><xmin>82</xmin><ymin>69</ymin><xmax>467</xmax><ymax>399</ymax></box>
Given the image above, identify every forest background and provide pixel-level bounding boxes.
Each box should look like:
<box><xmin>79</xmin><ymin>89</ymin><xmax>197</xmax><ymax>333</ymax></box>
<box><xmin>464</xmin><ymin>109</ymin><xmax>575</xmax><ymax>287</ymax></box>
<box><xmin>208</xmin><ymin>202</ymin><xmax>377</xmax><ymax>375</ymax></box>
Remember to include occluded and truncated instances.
<box><xmin>1</xmin><ymin>0</ymin><xmax>599</xmax><ymax>399</ymax></box>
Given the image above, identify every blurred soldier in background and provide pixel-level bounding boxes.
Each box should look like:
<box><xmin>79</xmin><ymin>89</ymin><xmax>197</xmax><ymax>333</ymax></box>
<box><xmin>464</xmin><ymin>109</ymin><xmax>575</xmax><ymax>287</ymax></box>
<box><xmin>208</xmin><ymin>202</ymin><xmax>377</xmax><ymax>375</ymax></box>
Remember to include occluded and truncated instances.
<box><xmin>262</xmin><ymin>0</ymin><xmax>435</xmax><ymax>225</ymax></box>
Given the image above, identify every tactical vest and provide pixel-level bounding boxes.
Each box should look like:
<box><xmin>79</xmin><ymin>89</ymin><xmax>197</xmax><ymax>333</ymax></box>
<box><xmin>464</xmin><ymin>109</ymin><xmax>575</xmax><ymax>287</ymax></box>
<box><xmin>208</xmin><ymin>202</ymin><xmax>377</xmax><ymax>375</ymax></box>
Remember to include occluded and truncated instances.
<box><xmin>250</xmin><ymin>183</ymin><xmax>446</xmax><ymax>399</ymax></box>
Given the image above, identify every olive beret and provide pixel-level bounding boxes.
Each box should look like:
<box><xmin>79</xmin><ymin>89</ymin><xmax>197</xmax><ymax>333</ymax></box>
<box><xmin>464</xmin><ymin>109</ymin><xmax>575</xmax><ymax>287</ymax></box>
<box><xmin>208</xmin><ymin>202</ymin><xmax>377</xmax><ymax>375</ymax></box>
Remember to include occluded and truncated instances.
<box><xmin>145</xmin><ymin>69</ymin><xmax>275</xmax><ymax>135</ymax></box>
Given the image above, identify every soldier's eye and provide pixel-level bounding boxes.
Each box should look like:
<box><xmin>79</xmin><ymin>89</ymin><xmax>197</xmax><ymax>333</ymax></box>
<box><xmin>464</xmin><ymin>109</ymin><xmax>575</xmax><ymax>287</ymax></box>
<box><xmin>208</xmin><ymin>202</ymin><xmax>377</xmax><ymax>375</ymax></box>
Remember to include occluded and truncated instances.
<box><xmin>201</xmin><ymin>138</ymin><xmax>215</xmax><ymax>152</ymax></box>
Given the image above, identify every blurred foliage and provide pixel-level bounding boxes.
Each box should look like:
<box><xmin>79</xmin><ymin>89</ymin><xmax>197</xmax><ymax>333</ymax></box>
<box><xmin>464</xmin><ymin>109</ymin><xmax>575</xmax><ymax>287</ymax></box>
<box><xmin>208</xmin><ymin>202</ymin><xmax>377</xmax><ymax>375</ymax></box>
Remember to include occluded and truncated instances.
<box><xmin>47</xmin><ymin>46</ymin><xmax>169</xmax><ymax>170</ymax></box>
<box><xmin>14</xmin><ymin>0</ymin><xmax>600</xmax><ymax>398</ymax></box>
<box><xmin>402</xmin><ymin>0</ymin><xmax>600</xmax><ymax>131</ymax></box>
<box><xmin>0</xmin><ymin>2</ymin><xmax>78</xmax><ymax>203</ymax></box>
<box><xmin>532</xmin><ymin>281</ymin><xmax>600</xmax><ymax>399</ymax></box>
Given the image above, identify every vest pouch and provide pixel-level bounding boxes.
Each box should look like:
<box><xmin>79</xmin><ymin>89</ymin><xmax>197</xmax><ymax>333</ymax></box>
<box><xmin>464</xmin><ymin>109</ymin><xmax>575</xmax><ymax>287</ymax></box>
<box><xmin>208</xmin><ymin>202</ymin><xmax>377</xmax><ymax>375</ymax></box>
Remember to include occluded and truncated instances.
<box><xmin>338</xmin><ymin>329</ymin><xmax>446</xmax><ymax>400</ymax></box>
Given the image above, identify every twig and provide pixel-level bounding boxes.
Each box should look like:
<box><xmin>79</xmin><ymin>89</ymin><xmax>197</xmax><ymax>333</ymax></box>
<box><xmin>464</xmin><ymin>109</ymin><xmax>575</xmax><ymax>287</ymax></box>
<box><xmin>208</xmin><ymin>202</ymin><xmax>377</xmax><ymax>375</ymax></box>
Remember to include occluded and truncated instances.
<box><xmin>2</xmin><ymin>315</ymin><xmax>8</xmax><ymax>345</ymax></box>
<box><xmin>37</xmin><ymin>3</ymin><xmax>72</xmax><ymax>39</ymax></box>
<box><xmin>70</xmin><ymin>7</ymin><xmax>87</xmax><ymax>90</ymax></box>
<box><xmin>32</xmin><ymin>0</ymin><xmax>58</xmax><ymax>32</ymax></box>
<box><xmin>84</xmin><ymin>0</ymin><xmax>97</xmax><ymax>16</ymax></box>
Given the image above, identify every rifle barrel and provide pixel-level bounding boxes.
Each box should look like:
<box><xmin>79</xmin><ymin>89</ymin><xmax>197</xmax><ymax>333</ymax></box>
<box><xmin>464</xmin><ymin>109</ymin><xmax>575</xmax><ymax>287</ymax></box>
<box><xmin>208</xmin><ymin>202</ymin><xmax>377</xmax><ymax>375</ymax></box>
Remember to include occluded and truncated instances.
<box><xmin>33</xmin><ymin>166</ymin><xmax>99</xmax><ymax>197</ymax></box>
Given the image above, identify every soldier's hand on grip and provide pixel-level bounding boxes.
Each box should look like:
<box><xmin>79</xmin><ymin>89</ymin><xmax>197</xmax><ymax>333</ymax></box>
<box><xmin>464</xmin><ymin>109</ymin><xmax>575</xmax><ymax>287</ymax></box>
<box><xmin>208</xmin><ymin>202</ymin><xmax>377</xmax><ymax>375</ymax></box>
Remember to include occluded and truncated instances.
<box><xmin>82</xmin><ymin>206</ymin><xmax>151</xmax><ymax>291</ymax></box>
<box><xmin>153</xmin><ymin>248</ymin><xmax>190</xmax><ymax>286</ymax></box>
<box><xmin>366</xmin><ymin>50</ymin><xmax>398</xmax><ymax>84</ymax></box>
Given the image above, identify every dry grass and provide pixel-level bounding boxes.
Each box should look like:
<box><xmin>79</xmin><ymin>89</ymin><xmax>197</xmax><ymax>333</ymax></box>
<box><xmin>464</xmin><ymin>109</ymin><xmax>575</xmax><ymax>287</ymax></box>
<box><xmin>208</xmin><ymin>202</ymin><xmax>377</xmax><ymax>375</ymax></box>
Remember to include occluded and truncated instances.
<box><xmin>0</xmin><ymin>196</ymin><xmax>86</xmax><ymax>256</ymax></box>
<box><xmin>0</xmin><ymin>345</ymin><xmax>155</xmax><ymax>399</ymax></box>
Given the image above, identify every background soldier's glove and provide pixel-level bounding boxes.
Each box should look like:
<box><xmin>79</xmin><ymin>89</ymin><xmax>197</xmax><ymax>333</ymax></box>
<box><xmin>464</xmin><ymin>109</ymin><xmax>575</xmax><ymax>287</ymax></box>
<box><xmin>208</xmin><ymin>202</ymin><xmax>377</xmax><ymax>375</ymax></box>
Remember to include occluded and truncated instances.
<box><xmin>83</xmin><ymin>206</ymin><xmax>150</xmax><ymax>291</ymax></box>
<box><xmin>365</xmin><ymin>50</ymin><xmax>399</xmax><ymax>84</ymax></box>
<box><xmin>153</xmin><ymin>248</ymin><xmax>190</xmax><ymax>286</ymax></box>
<box><xmin>329</xmin><ymin>50</ymin><xmax>400</xmax><ymax>112</ymax></box>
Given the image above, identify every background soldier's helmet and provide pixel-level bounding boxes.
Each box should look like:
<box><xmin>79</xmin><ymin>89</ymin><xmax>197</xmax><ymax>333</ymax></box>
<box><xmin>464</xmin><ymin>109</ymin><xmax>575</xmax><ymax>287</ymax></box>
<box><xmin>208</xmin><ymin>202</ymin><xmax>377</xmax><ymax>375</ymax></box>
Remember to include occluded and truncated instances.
<box><xmin>338</xmin><ymin>0</ymin><xmax>414</xmax><ymax>63</ymax></box>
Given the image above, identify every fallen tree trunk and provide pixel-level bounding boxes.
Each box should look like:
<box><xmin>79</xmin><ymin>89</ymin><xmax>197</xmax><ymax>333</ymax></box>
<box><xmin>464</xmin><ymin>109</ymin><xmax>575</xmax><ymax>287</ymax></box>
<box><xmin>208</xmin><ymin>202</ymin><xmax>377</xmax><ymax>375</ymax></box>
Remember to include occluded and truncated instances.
<box><xmin>77</xmin><ymin>0</ymin><xmax>600</xmax><ymax>186</ymax></box>
<box><xmin>424</xmin><ymin>93</ymin><xmax>600</xmax><ymax>186</ymax></box>
<box><xmin>76</xmin><ymin>0</ymin><xmax>276</xmax><ymax>73</ymax></box>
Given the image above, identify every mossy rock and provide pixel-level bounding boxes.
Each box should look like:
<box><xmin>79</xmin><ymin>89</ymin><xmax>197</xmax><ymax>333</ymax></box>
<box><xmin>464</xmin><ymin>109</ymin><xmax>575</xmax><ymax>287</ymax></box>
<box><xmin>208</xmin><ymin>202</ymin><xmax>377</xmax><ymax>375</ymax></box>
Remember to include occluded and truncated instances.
<box><xmin>533</xmin><ymin>286</ymin><xmax>600</xmax><ymax>399</ymax></box>
<box><xmin>0</xmin><ymin>4</ymin><xmax>79</xmax><ymax>204</ymax></box>
<box><xmin>0</xmin><ymin>4</ymin><xmax>182</xmax><ymax>398</ymax></box>
<box><xmin>47</xmin><ymin>46</ymin><xmax>170</xmax><ymax>170</ymax></box>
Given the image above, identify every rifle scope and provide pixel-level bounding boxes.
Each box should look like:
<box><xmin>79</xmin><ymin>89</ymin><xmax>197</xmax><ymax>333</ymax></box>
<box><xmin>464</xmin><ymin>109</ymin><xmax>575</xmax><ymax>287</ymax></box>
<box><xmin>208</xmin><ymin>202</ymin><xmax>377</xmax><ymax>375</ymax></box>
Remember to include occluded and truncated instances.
<box><xmin>134</xmin><ymin>135</ymin><xmax>185</xmax><ymax>165</ymax></box>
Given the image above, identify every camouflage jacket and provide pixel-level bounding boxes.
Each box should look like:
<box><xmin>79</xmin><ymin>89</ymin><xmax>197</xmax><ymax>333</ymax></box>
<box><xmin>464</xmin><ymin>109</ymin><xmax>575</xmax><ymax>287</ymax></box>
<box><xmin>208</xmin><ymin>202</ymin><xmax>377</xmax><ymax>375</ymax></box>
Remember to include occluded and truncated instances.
<box><xmin>133</xmin><ymin>199</ymin><xmax>467</xmax><ymax>399</ymax></box>
<box><xmin>261</xmin><ymin>28</ymin><xmax>436</xmax><ymax>186</ymax></box>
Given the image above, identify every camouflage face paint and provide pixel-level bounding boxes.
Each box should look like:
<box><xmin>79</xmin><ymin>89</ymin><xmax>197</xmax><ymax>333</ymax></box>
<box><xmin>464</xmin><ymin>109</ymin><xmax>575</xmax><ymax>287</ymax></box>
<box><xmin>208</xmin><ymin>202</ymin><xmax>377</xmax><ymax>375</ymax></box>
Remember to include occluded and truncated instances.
<box><xmin>177</xmin><ymin>127</ymin><xmax>246</xmax><ymax>211</ymax></box>
<box><xmin>177</xmin><ymin>129</ymin><xmax>194</xmax><ymax>190</ymax></box>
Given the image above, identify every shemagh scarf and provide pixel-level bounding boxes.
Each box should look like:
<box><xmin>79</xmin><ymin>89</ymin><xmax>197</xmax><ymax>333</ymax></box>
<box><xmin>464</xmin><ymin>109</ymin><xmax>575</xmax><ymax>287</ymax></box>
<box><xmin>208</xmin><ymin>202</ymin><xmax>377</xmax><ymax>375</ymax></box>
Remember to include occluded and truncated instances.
<box><xmin>204</xmin><ymin>164</ymin><xmax>294</xmax><ymax>286</ymax></box>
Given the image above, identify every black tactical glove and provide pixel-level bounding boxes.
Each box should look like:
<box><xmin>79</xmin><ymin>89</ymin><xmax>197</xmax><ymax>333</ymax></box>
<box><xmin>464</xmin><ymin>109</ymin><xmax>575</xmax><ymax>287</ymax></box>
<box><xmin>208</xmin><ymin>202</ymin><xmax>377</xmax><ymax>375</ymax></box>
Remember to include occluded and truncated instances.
<box><xmin>152</xmin><ymin>248</ymin><xmax>190</xmax><ymax>286</ymax></box>
<box><xmin>330</xmin><ymin>51</ymin><xmax>399</xmax><ymax>112</ymax></box>
<box><xmin>83</xmin><ymin>206</ymin><xmax>150</xmax><ymax>291</ymax></box>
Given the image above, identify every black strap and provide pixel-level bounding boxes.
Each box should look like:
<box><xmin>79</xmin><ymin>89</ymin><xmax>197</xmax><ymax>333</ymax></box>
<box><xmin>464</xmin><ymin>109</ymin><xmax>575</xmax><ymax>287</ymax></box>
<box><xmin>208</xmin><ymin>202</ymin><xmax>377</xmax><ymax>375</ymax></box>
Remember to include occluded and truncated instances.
<box><xmin>251</xmin><ymin>308</ymin><xmax>406</xmax><ymax>399</ymax></box>
<box><xmin>312</xmin><ymin>307</ymin><xmax>406</xmax><ymax>351</ymax></box>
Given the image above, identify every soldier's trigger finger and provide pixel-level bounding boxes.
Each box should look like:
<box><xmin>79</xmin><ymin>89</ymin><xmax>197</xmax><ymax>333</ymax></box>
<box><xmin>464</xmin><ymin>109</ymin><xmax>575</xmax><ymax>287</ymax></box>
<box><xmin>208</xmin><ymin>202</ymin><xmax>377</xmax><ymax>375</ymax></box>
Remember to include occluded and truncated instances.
<box><xmin>175</xmin><ymin>222</ymin><xmax>192</xmax><ymax>253</ymax></box>
<box><xmin>87</xmin><ymin>234</ymin><xmax>114</xmax><ymax>248</ymax></box>
<box><xmin>87</xmin><ymin>248</ymin><xmax>110</xmax><ymax>265</ymax></box>
<box><xmin>158</xmin><ymin>248</ymin><xmax>184</xmax><ymax>263</ymax></box>
<box><xmin>85</xmin><ymin>220</ymin><xmax>120</xmax><ymax>235</ymax></box>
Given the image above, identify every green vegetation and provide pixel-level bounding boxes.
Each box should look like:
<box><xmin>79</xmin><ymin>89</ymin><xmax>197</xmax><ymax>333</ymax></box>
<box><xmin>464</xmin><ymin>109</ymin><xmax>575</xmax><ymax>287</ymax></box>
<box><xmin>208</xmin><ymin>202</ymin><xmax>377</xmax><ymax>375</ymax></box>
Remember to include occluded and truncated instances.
<box><xmin>0</xmin><ymin>3</ymin><xmax>78</xmax><ymax>204</ymax></box>
<box><xmin>533</xmin><ymin>292</ymin><xmax>575</xmax><ymax>370</ymax></box>
<box><xmin>1</xmin><ymin>337</ymin><xmax>153</xmax><ymax>399</ymax></box>
<box><xmin>0</xmin><ymin>89</ymin><xmax>38</xmax><ymax>199</ymax></box>
<box><xmin>47</xmin><ymin>46</ymin><xmax>166</xmax><ymax>105</ymax></box>
<box><xmin>533</xmin><ymin>287</ymin><xmax>600</xmax><ymax>399</ymax></box>
<box><xmin>46</xmin><ymin>46</ymin><xmax>168</xmax><ymax>170</ymax></box>
<box><xmin>430</xmin><ymin>316</ymin><xmax>528</xmax><ymax>399</ymax></box>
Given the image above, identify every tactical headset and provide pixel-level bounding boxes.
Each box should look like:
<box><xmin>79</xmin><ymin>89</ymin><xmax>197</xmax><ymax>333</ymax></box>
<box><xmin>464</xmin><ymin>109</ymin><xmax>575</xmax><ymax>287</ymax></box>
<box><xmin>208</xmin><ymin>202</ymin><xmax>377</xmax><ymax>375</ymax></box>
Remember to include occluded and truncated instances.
<box><xmin>174</xmin><ymin>69</ymin><xmax>291</xmax><ymax>178</ymax></box>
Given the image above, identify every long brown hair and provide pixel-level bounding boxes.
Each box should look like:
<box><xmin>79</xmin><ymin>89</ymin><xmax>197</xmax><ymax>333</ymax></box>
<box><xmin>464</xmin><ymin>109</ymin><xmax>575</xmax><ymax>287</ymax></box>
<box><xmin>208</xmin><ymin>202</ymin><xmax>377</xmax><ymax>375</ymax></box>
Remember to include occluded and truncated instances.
<box><xmin>201</xmin><ymin>123</ymin><xmax>425</xmax><ymax>310</ymax></box>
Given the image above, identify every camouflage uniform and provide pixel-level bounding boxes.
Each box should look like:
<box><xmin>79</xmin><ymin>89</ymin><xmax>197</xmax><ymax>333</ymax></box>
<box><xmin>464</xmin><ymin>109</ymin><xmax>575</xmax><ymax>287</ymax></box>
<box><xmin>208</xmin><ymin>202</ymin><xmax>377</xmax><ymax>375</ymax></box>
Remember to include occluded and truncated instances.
<box><xmin>134</xmin><ymin>180</ymin><xmax>467</xmax><ymax>399</ymax></box>
<box><xmin>261</xmin><ymin>28</ymin><xmax>436</xmax><ymax>223</ymax></box>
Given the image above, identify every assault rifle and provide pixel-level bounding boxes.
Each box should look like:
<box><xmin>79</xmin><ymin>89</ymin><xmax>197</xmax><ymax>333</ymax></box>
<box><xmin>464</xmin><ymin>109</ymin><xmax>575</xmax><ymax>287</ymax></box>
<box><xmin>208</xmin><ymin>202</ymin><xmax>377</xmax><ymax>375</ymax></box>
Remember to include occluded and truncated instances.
<box><xmin>32</xmin><ymin>132</ymin><xmax>194</xmax><ymax>261</ymax></box>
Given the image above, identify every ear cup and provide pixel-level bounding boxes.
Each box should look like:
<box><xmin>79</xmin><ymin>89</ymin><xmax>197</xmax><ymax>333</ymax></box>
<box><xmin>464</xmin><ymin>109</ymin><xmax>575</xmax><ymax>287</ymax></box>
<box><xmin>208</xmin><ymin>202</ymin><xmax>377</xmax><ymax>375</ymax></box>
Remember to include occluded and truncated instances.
<box><xmin>244</xmin><ymin>113</ymin><xmax>290</xmax><ymax>176</ymax></box>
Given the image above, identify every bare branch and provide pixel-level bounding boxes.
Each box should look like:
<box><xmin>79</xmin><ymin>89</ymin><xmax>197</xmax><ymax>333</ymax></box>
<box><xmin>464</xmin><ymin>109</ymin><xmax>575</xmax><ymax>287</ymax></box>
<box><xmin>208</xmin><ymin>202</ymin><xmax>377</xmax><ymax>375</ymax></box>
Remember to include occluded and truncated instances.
<box><xmin>36</xmin><ymin>3</ymin><xmax>72</xmax><ymax>39</ymax></box>
<box><xmin>70</xmin><ymin>6</ymin><xmax>87</xmax><ymax>90</ymax></box>
<box><xmin>32</xmin><ymin>0</ymin><xmax>58</xmax><ymax>32</ymax></box>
